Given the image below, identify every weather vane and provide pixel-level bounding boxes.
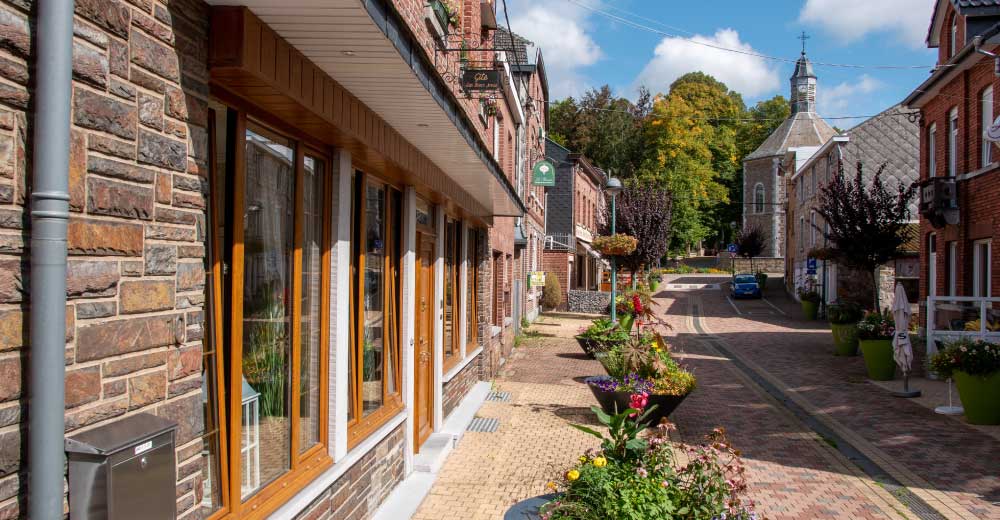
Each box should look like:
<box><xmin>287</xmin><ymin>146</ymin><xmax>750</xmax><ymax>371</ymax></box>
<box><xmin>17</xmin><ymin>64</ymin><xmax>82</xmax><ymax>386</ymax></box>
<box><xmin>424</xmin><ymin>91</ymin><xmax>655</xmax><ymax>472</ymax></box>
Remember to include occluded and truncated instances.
<box><xmin>798</xmin><ymin>31</ymin><xmax>810</xmax><ymax>55</ymax></box>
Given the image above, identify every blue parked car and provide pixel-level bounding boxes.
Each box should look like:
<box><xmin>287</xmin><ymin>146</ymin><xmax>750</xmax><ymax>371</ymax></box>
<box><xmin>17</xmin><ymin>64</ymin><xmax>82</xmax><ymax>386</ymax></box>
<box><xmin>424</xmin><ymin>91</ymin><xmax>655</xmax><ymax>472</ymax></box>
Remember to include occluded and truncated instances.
<box><xmin>731</xmin><ymin>274</ymin><xmax>762</xmax><ymax>299</ymax></box>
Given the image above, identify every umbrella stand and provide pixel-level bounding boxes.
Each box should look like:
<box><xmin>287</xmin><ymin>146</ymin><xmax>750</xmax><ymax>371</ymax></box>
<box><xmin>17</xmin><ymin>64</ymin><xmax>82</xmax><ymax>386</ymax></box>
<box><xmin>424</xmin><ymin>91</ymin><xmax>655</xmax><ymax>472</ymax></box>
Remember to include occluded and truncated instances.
<box><xmin>891</xmin><ymin>369</ymin><xmax>921</xmax><ymax>398</ymax></box>
<box><xmin>934</xmin><ymin>377</ymin><xmax>964</xmax><ymax>415</ymax></box>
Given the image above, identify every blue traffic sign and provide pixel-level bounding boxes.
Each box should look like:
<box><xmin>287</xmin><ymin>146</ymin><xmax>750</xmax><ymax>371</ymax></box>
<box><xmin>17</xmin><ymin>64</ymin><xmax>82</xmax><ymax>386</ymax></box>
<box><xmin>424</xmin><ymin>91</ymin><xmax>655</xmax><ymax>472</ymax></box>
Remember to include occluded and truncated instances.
<box><xmin>727</xmin><ymin>243</ymin><xmax>737</xmax><ymax>253</ymax></box>
<box><xmin>806</xmin><ymin>257</ymin><xmax>817</xmax><ymax>275</ymax></box>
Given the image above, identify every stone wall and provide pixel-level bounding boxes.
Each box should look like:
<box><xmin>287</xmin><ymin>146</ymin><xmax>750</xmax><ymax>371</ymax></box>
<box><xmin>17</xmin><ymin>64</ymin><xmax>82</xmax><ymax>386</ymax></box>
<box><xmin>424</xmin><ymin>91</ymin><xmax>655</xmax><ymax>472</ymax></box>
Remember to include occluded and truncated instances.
<box><xmin>567</xmin><ymin>290</ymin><xmax>610</xmax><ymax>314</ymax></box>
<box><xmin>720</xmin><ymin>256</ymin><xmax>785</xmax><ymax>273</ymax></box>
<box><xmin>0</xmin><ymin>0</ymin><xmax>211</xmax><ymax>515</ymax></box>
<box><xmin>292</xmin><ymin>425</ymin><xmax>405</xmax><ymax>520</ymax></box>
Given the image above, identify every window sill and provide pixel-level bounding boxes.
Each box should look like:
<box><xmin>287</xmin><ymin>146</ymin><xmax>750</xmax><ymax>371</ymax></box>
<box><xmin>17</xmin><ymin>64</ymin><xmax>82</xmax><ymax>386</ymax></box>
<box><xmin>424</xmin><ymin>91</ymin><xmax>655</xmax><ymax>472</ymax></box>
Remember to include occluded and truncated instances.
<box><xmin>957</xmin><ymin>162</ymin><xmax>1000</xmax><ymax>181</ymax></box>
<box><xmin>443</xmin><ymin>346</ymin><xmax>483</xmax><ymax>383</ymax></box>
<box><xmin>271</xmin><ymin>412</ymin><xmax>406</xmax><ymax>518</ymax></box>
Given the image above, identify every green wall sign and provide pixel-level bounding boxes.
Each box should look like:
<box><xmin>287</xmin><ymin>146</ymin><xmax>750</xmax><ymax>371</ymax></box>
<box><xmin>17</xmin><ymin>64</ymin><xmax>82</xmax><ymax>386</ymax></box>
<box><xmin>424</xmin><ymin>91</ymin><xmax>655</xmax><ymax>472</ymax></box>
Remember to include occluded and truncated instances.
<box><xmin>532</xmin><ymin>160</ymin><xmax>555</xmax><ymax>186</ymax></box>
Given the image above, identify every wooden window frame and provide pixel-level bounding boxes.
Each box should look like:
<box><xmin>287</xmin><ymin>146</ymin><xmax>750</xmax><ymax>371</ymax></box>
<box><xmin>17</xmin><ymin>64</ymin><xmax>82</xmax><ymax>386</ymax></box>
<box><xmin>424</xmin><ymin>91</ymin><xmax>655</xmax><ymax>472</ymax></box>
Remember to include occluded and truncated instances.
<box><xmin>466</xmin><ymin>228</ymin><xmax>479</xmax><ymax>350</ymax></box>
<box><xmin>442</xmin><ymin>215</ymin><xmax>463</xmax><ymax>372</ymax></box>
<box><xmin>206</xmin><ymin>110</ymin><xmax>333</xmax><ymax>520</ymax></box>
<box><xmin>346</xmin><ymin>171</ymin><xmax>404</xmax><ymax>448</ymax></box>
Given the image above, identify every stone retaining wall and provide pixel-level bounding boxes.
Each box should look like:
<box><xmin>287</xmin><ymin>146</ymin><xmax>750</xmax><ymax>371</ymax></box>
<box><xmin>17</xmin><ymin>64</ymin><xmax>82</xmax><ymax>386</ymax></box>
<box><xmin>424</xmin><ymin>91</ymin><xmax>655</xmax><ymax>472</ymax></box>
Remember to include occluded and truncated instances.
<box><xmin>719</xmin><ymin>256</ymin><xmax>785</xmax><ymax>273</ymax></box>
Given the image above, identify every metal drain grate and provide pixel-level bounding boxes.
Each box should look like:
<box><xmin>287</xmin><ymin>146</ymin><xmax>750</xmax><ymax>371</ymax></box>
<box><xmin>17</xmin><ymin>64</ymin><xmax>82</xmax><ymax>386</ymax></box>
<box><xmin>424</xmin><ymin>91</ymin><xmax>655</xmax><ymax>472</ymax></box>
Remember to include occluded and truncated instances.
<box><xmin>486</xmin><ymin>391</ymin><xmax>511</xmax><ymax>402</ymax></box>
<box><xmin>467</xmin><ymin>417</ymin><xmax>500</xmax><ymax>432</ymax></box>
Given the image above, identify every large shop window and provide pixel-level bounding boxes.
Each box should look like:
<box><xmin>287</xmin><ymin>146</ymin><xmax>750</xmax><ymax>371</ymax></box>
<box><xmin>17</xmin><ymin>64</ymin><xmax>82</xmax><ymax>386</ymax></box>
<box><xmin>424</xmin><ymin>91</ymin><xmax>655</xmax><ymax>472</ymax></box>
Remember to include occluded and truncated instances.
<box><xmin>443</xmin><ymin>217</ymin><xmax>462</xmax><ymax>370</ymax></box>
<box><xmin>347</xmin><ymin>172</ymin><xmax>403</xmax><ymax>446</ymax></box>
<box><xmin>203</xmin><ymin>102</ymin><xmax>332</xmax><ymax>520</ymax></box>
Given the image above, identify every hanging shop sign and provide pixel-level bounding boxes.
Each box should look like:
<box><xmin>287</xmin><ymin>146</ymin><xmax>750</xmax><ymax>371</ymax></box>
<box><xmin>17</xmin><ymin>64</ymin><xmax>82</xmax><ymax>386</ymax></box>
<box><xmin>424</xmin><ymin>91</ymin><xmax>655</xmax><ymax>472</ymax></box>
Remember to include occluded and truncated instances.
<box><xmin>532</xmin><ymin>159</ymin><xmax>555</xmax><ymax>186</ymax></box>
<box><xmin>461</xmin><ymin>68</ymin><xmax>500</xmax><ymax>91</ymax></box>
<box><xmin>529</xmin><ymin>271</ymin><xmax>546</xmax><ymax>287</ymax></box>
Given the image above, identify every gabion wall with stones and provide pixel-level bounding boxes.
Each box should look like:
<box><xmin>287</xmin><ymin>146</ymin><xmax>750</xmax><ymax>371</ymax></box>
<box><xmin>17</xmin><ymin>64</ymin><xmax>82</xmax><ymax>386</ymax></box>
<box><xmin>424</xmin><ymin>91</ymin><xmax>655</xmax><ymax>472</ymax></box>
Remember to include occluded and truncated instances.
<box><xmin>567</xmin><ymin>290</ymin><xmax>611</xmax><ymax>314</ymax></box>
<box><xmin>721</xmin><ymin>256</ymin><xmax>786</xmax><ymax>273</ymax></box>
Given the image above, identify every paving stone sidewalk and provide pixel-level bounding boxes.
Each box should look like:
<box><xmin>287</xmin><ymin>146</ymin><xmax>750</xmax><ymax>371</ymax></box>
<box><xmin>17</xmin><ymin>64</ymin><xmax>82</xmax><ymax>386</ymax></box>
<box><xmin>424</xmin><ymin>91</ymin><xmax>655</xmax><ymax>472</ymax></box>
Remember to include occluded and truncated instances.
<box><xmin>414</xmin><ymin>310</ymin><xmax>910</xmax><ymax>520</ymax></box>
<box><xmin>690</xmin><ymin>286</ymin><xmax>1000</xmax><ymax>520</ymax></box>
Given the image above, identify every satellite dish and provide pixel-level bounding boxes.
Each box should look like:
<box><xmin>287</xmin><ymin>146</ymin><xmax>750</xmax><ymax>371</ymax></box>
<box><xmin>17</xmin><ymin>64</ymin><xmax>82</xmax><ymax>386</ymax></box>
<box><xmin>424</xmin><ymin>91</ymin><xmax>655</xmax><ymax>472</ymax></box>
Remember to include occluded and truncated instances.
<box><xmin>986</xmin><ymin>115</ymin><xmax>1000</xmax><ymax>142</ymax></box>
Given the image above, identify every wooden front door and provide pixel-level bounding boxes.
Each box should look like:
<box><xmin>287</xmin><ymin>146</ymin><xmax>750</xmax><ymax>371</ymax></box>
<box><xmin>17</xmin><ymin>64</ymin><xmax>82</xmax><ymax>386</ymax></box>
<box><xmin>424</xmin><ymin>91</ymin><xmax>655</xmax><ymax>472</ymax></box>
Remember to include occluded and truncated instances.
<box><xmin>414</xmin><ymin>231</ymin><xmax>435</xmax><ymax>451</ymax></box>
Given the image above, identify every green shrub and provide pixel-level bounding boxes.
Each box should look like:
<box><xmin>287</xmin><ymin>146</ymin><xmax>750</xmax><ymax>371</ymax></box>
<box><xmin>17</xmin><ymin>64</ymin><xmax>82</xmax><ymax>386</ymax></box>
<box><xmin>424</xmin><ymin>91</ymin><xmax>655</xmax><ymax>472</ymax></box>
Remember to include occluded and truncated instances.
<box><xmin>931</xmin><ymin>338</ymin><xmax>1000</xmax><ymax>377</ymax></box>
<box><xmin>542</xmin><ymin>271</ymin><xmax>563</xmax><ymax>310</ymax></box>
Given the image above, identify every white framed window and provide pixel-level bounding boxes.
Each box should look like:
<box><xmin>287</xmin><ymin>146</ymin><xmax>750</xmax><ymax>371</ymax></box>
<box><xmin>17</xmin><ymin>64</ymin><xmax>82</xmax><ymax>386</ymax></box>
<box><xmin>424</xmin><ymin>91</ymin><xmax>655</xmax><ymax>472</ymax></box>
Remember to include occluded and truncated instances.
<box><xmin>974</xmin><ymin>239</ymin><xmax>992</xmax><ymax>297</ymax></box>
<box><xmin>753</xmin><ymin>183</ymin><xmax>765</xmax><ymax>214</ymax></box>
<box><xmin>947</xmin><ymin>241</ymin><xmax>958</xmax><ymax>296</ymax></box>
<box><xmin>948</xmin><ymin>108</ymin><xmax>958</xmax><ymax>177</ymax></box>
<box><xmin>810</xmin><ymin>211</ymin><xmax>817</xmax><ymax>248</ymax></box>
<box><xmin>928</xmin><ymin>123</ymin><xmax>937</xmax><ymax>177</ymax></box>
<box><xmin>798</xmin><ymin>216</ymin><xmax>805</xmax><ymax>252</ymax></box>
<box><xmin>951</xmin><ymin>14</ymin><xmax>958</xmax><ymax>58</ymax></box>
<box><xmin>928</xmin><ymin>233</ymin><xmax>938</xmax><ymax>298</ymax></box>
<box><xmin>983</xmin><ymin>86</ymin><xmax>994</xmax><ymax>167</ymax></box>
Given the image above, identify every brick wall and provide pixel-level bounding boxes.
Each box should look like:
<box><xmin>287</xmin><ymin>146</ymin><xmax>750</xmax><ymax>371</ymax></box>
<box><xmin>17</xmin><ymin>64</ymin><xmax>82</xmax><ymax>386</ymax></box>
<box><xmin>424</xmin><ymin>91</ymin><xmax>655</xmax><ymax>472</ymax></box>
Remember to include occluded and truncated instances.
<box><xmin>542</xmin><ymin>250</ymin><xmax>570</xmax><ymax>310</ymax></box>
<box><xmin>0</xmin><ymin>0</ymin><xmax>212</xmax><ymax>515</ymax></box>
<box><xmin>442</xmin><ymin>355</ymin><xmax>478</xmax><ymax>420</ymax></box>
<box><xmin>918</xmin><ymin>53</ymin><xmax>1000</xmax><ymax>306</ymax></box>
<box><xmin>292</xmin><ymin>425</ymin><xmax>405</xmax><ymax>520</ymax></box>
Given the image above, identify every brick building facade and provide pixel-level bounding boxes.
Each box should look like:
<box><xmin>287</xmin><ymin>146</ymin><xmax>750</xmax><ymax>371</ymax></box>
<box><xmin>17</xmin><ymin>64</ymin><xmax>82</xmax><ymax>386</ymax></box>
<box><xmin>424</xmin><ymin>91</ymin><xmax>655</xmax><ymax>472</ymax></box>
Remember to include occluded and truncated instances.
<box><xmin>904</xmin><ymin>0</ymin><xmax>1000</xmax><ymax>323</ymax></box>
<box><xmin>0</xmin><ymin>0</ymin><xmax>547</xmax><ymax>517</ymax></box>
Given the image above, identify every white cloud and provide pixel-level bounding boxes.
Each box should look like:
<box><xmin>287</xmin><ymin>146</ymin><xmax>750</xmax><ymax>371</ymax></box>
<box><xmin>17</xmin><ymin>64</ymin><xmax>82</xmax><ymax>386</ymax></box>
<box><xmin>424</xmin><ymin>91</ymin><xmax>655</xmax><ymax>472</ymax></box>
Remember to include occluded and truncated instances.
<box><xmin>817</xmin><ymin>74</ymin><xmax>883</xmax><ymax>116</ymax></box>
<box><xmin>504</xmin><ymin>1</ymin><xmax>601</xmax><ymax>98</ymax></box>
<box><xmin>799</xmin><ymin>0</ymin><xmax>935</xmax><ymax>48</ymax></box>
<box><xmin>633</xmin><ymin>29</ymin><xmax>781</xmax><ymax>98</ymax></box>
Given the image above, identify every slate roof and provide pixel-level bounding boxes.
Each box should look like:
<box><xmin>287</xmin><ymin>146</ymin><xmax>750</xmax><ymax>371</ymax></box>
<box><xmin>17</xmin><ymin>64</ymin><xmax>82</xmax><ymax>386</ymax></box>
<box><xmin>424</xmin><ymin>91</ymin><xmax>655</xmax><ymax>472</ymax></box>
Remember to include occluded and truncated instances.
<box><xmin>495</xmin><ymin>28</ymin><xmax>532</xmax><ymax>65</ymax></box>
<box><xmin>744</xmin><ymin>111</ymin><xmax>838</xmax><ymax>161</ymax></box>
<box><xmin>954</xmin><ymin>0</ymin><xmax>1000</xmax><ymax>7</ymax></box>
<box><xmin>840</xmin><ymin>104</ymin><xmax>920</xmax><ymax>217</ymax></box>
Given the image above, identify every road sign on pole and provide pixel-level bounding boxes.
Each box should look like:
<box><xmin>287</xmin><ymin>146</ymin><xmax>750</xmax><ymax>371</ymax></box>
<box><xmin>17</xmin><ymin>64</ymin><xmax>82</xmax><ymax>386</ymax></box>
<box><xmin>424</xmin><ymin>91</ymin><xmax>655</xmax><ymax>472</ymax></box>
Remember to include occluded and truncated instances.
<box><xmin>807</xmin><ymin>257</ymin><xmax>817</xmax><ymax>275</ymax></box>
<box><xmin>727</xmin><ymin>243</ymin><xmax>737</xmax><ymax>254</ymax></box>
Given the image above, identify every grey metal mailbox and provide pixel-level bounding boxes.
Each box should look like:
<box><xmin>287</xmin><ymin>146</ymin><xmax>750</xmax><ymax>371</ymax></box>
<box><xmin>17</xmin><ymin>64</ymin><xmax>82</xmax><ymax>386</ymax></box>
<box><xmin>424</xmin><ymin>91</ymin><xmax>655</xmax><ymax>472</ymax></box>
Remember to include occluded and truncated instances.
<box><xmin>65</xmin><ymin>413</ymin><xmax>178</xmax><ymax>520</ymax></box>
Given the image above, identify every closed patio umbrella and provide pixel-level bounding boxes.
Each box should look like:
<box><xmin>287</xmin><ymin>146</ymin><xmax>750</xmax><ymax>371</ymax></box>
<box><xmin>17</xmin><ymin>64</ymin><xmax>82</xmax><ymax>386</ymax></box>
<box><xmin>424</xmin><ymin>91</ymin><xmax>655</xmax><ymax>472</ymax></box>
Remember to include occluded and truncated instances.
<box><xmin>891</xmin><ymin>283</ymin><xmax>921</xmax><ymax>398</ymax></box>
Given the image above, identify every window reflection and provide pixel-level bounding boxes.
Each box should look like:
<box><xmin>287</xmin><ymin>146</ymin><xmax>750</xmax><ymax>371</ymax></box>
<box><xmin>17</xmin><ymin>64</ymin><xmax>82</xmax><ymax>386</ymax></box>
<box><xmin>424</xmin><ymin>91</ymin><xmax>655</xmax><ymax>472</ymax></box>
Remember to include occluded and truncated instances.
<box><xmin>300</xmin><ymin>155</ymin><xmax>324</xmax><ymax>453</ymax></box>
<box><xmin>240</xmin><ymin>125</ymin><xmax>294</xmax><ymax>498</ymax></box>
<box><xmin>363</xmin><ymin>183</ymin><xmax>386</xmax><ymax>416</ymax></box>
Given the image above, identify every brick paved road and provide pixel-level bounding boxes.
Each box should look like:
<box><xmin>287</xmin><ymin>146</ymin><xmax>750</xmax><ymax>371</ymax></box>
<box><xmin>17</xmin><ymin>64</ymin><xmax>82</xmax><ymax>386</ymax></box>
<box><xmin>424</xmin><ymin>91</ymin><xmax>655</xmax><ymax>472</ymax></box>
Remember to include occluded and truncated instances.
<box><xmin>683</xmin><ymin>279</ymin><xmax>1000</xmax><ymax>520</ymax></box>
<box><xmin>414</xmin><ymin>305</ymin><xmax>919</xmax><ymax>519</ymax></box>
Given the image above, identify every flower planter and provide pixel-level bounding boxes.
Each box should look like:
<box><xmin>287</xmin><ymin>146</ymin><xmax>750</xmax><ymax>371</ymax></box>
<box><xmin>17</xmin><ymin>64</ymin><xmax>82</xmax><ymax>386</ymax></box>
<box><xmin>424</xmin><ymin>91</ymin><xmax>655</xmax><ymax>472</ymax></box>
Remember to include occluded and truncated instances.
<box><xmin>649</xmin><ymin>280</ymin><xmax>660</xmax><ymax>292</ymax></box>
<box><xmin>756</xmin><ymin>273</ymin><xmax>768</xmax><ymax>290</ymax></box>
<box><xmin>830</xmin><ymin>322</ymin><xmax>859</xmax><ymax>356</ymax></box>
<box><xmin>859</xmin><ymin>339</ymin><xmax>895</xmax><ymax>381</ymax></box>
<box><xmin>801</xmin><ymin>300</ymin><xmax>818</xmax><ymax>320</ymax></box>
<box><xmin>585</xmin><ymin>376</ymin><xmax>689</xmax><ymax>426</ymax></box>
<box><xmin>503</xmin><ymin>494</ymin><xmax>556</xmax><ymax>520</ymax></box>
<box><xmin>953</xmin><ymin>370</ymin><xmax>1000</xmax><ymax>425</ymax></box>
<box><xmin>574</xmin><ymin>336</ymin><xmax>602</xmax><ymax>357</ymax></box>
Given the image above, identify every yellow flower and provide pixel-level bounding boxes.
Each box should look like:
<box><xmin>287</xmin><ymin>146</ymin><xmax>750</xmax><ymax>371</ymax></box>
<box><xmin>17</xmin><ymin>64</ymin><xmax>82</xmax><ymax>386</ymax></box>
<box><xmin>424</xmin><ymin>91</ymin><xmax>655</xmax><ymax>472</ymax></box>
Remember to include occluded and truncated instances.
<box><xmin>578</xmin><ymin>455</ymin><xmax>588</xmax><ymax>463</ymax></box>
<box><xmin>545</xmin><ymin>481</ymin><xmax>558</xmax><ymax>491</ymax></box>
<box><xmin>566</xmin><ymin>469</ymin><xmax>580</xmax><ymax>481</ymax></box>
<box><xmin>592</xmin><ymin>457</ymin><xmax>607</xmax><ymax>468</ymax></box>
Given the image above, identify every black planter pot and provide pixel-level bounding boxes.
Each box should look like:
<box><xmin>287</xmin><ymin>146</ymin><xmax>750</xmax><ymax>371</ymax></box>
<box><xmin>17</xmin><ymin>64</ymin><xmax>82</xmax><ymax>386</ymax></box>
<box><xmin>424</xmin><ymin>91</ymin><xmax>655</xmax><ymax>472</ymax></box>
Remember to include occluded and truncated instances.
<box><xmin>574</xmin><ymin>335</ymin><xmax>601</xmax><ymax>357</ymax></box>
<box><xmin>504</xmin><ymin>494</ymin><xmax>557</xmax><ymax>519</ymax></box>
<box><xmin>584</xmin><ymin>376</ymin><xmax>689</xmax><ymax>426</ymax></box>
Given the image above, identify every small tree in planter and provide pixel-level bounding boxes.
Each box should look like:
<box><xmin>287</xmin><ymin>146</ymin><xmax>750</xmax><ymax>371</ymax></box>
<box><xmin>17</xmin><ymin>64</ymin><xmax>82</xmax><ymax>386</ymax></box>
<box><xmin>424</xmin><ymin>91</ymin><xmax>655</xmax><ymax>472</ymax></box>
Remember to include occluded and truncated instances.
<box><xmin>816</xmin><ymin>161</ymin><xmax>916</xmax><ymax>310</ymax></box>
<box><xmin>797</xmin><ymin>284</ymin><xmax>821</xmax><ymax>320</ymax></box>
<box><xmin>931</xmin><ymin>338</ymin><xmax>1000</xmax><ymax>424</ymax></box>
<box><xmin>733</xmin><ymin>224</ymin><xmax>767</xmax><ymax>275</ymax></box>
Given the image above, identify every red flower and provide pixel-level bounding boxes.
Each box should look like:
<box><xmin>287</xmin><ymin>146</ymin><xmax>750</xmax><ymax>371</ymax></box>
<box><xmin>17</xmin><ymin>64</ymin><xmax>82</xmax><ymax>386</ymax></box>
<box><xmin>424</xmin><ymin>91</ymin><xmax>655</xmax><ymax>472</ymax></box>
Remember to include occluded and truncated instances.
<box><xmin>632</xmin><ymin>294</ymin><xmax>644</xmax><ymax>316</ymax></box>
<box><xmin>629</xmin><ymin>392</ymin><xmax>649</xmax><ymax>417</ymax></box>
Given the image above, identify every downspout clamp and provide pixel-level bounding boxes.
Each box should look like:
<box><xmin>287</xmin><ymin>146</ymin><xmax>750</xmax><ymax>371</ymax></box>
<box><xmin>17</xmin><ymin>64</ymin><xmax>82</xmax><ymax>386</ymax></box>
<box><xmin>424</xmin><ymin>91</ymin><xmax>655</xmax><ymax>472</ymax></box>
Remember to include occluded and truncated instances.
<box><xmin>28</xmin><ymin>0</ymin><xmax>74</xmax><ymax>516</ymax></box>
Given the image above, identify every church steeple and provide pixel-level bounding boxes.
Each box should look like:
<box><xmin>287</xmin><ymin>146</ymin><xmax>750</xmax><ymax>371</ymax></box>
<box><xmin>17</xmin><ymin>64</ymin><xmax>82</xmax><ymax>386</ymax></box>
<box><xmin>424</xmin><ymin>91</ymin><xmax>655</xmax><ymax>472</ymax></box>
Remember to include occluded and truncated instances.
<box><xmin>790</xmin><ymin>32</ymin><xmax>817</xmax><ymax>114</ymax></box>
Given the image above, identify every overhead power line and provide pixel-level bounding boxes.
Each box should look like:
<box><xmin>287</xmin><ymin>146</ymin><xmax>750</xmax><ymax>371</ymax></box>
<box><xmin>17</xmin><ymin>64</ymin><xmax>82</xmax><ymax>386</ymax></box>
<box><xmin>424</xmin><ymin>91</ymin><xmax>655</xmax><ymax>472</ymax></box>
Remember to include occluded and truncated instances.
<box><xmin>565</xmin><ymin>0</ymin><xmax>943</xmax><ymax>71</ymax></box>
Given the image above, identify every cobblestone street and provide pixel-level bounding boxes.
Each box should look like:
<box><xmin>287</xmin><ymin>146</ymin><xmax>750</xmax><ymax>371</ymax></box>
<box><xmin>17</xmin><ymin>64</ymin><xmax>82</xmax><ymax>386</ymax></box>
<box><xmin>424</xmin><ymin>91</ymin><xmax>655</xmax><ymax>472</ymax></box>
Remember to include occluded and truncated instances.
<box><xmin>413</xmin><ymin>276</ymin><xmax>1000</xmax><ymax>519</ymax></box>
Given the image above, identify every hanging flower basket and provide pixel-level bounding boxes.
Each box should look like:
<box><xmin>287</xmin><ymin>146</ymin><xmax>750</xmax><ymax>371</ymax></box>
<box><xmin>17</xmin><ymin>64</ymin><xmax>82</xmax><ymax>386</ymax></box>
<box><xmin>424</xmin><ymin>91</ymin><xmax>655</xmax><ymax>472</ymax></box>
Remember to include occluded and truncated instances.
<box><xmin>593</xmin><ymin>234</ymin><xmax>637</xmax><ymax>256</ymax></box>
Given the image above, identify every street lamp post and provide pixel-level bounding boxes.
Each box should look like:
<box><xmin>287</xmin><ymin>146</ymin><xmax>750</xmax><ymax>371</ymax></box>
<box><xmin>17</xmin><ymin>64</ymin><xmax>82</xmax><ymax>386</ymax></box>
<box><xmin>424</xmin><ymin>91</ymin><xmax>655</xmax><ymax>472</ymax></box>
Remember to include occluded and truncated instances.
<box><xmin>605</xmin><ymin>177</ymin><xmax>623</xmax><ymax>323</ymax></box>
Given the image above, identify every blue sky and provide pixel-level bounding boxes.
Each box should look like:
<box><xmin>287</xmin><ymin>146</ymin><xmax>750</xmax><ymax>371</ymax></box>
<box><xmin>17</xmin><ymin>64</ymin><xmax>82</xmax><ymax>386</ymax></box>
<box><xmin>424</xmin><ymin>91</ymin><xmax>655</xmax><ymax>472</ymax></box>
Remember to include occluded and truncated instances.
<box><xmin>501</xmin><ymin>0</ymin><xmax>939</xmax><ymax>125</ymax></box>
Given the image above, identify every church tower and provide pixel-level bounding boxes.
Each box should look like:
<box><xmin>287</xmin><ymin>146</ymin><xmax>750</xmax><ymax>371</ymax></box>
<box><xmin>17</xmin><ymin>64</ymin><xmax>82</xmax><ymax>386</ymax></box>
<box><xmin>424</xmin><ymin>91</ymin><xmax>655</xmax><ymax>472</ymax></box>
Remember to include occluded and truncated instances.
<box><xmin>790</xmin><ymin>34</ymin><xmax>817</xmax><ymax>114</ymax></box>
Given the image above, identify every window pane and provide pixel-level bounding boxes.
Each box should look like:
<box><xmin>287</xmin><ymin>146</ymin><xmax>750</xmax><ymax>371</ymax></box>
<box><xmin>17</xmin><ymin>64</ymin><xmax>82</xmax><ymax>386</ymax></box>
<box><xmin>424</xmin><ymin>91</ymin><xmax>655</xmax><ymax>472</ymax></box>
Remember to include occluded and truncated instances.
<box><xmin>300</xmin><ymin>155</ymin><xmax>324</xmax><ymax>453</ymax></box>
<box><xmin>241</xmin><ymin>125</ymin><xmax>294</xmax><ymax>498</ymax></box>
<box><xmin>385</xmin><ymin>189</ymin><xmax>402</xmax><ymax>396</ymax></box>
<box><xmin>362</xmin><ymin>183</ymin><xmax>386</xmax><ymax>416</ymax></box>
<box><xmin>467</xmin><ymin>229</ymin><xmax>476</xmax><ymax>346</ymax></box>
<box><xmin>444</xmin><ymin>219</ymin><xmax>456</xmax><ymax>361</ymax></box>
<box><xmin>348</xmin><ymin>173</ymin><xmax>358</xmax><ymax>422</ymax></box>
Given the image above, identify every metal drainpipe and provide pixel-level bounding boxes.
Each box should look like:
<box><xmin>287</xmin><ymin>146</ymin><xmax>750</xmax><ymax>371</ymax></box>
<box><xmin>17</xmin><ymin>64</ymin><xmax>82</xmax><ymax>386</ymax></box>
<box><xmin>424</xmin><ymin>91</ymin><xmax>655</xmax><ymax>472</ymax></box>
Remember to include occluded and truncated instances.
<box><xmin>28</xmin><ymin>0</ymin><xmax>74</xmax><ymax>515</ymax></box>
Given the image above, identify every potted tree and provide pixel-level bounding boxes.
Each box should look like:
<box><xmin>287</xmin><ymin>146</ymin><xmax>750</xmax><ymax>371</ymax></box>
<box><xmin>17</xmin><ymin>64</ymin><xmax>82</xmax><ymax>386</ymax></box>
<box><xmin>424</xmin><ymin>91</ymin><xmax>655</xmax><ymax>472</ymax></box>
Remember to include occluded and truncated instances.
<box><xmin>797</xmin><ymin>285</ymin><xmax>821</xmax><ymax>320</ymax></box>
<box><xmin>828</xmin><ymin>302</ymin><xmax>863</xmax><ymax>356</ymax></box>
<box><xmin>857</xmin><ymin>310</ymin><xmax>896</xmax><ymax>381</ymax></box>
<box><xmin>931</xmin><ymin>338</ymin><xmax>1000</xmax><ymax>425</ymax></box>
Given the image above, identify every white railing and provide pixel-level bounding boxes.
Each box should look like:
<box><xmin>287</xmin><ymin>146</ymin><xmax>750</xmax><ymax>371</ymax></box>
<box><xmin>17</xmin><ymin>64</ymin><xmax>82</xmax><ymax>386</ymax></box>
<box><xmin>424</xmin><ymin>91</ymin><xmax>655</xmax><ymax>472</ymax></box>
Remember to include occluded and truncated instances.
<box><xmin>925</xmin><ymin>296</ymin><xmax>1000</xmax><ymax>355</ymax></box>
